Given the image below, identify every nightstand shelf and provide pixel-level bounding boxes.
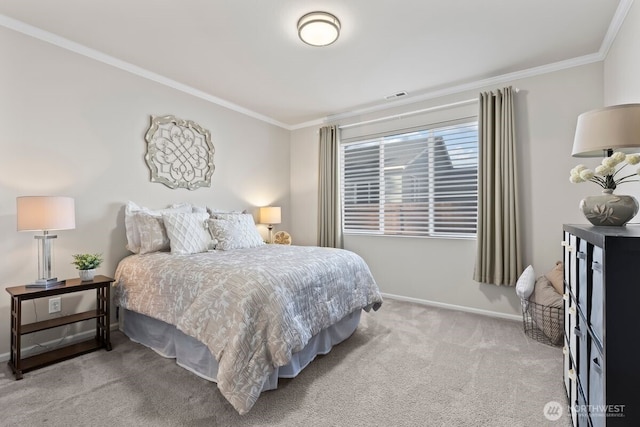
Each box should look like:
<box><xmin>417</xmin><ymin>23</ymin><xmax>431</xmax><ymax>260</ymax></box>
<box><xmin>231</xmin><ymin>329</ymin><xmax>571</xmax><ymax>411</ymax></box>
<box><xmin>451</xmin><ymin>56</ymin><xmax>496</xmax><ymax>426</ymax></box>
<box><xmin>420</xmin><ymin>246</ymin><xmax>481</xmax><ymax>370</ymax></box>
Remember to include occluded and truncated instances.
<box><xmin>21</xmin><ymin>310</ymin><xmax>107</xmax><ymax>334</ymax></box>
<box><xmin>6</xmin><ymin>275</ymin><xmax>113</xmax><ymax>380</ymax></box>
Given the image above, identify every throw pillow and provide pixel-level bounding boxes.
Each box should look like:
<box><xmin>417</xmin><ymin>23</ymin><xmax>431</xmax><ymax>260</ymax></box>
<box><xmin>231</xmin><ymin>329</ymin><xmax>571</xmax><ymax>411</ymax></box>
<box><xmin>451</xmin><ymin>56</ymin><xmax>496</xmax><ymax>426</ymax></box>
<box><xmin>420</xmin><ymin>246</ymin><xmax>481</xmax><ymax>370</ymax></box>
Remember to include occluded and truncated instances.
<box><xmin>163</xmin><ymin>212</ymin><xmax>211</xmax><ymax>255</ymax></box>
<box><xmin>135</xmin><ymin>212</ymin><xmax>170</xmax><ymax>254</ymax></box>
<box><xmin>208</xmin><ymin>214</ymin><xmax>264</xmax><ymax>250</ymax></box>
<box><xmin>515</xmin><ymin>265</ymin><xmax>536</xmax><ymax>299</ymax></box>
<box><xmin>544</xmin><ymin>261</ymin><xmax>564</xmax><ymax>295</ymax></box>
<box><xmin>124</xmin><ymin>201</ymin><xmax>191</xmax><ymax>253</ymax></box>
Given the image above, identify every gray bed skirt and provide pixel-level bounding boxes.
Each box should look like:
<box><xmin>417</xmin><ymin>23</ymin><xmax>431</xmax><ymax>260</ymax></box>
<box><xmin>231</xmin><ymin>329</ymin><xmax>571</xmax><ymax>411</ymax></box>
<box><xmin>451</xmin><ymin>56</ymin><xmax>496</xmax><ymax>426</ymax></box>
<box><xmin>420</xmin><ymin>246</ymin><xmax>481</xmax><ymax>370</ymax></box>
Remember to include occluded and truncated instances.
<box><xmin>120</xmin><ymin>308</ymin><xmax>361</xmax><ymax>391</ymax></box>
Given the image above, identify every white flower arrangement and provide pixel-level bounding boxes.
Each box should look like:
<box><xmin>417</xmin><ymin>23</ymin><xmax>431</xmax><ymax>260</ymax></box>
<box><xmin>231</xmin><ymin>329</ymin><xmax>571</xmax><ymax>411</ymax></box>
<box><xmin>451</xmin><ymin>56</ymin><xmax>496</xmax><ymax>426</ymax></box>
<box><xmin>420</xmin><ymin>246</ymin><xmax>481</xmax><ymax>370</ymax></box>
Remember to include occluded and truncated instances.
<box><xmin>570</xmin><ymin>152</ymin><xmax>640</xmax><ymax>190</ymax></box>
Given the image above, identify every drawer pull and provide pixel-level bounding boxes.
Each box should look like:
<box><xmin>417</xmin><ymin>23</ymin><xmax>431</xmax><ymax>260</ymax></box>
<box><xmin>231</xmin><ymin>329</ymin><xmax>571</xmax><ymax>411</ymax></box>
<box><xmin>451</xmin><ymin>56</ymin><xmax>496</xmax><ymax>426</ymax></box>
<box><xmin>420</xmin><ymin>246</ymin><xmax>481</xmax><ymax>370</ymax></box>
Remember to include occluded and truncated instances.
<box><xmin>592</xmin><ymin>357</ymin><xmax>602</xmax><ymax>374</ymax></box>
<box><xmin>567</xmin><ymin>368</ymin><xmax>576</xmax><ymax>380</ymax></box>
<box><xmin>563</xmin><ymin>346</ymin><xmax>567</xmax><ymax>355</ymax></box>
<box><xmin>563</xmin><ymin>293</ymin><xmax>569</xmax><ymax>301</ymax></box>
<box><xmin>577</xmin><ymin>251</ymin><xmax>586</xmax><ymax>260</ymax></box>
<box><xmin>592</xmin><ymin>261</ymin><xmax>602</xmax><ymax>272</ymax></box>
<box><xmin>573</xmin><ymin>326</ymin><xmax>583</xmax><ymax>338</ymax></box>
<box><xmin>569</xmin><ymin>306</ymin><xmax>576</xmax><ymax>315</ymax></box>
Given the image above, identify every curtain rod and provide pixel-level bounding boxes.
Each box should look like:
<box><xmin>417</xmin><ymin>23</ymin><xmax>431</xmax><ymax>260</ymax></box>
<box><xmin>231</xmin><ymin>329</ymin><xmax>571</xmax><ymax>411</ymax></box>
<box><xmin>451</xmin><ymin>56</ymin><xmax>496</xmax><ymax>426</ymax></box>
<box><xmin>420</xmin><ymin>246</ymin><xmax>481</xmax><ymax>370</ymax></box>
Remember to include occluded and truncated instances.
<box><xmin>338</xmin><ymin>87</ymin><xmax>519</xmax><ymax>130</ymax></box>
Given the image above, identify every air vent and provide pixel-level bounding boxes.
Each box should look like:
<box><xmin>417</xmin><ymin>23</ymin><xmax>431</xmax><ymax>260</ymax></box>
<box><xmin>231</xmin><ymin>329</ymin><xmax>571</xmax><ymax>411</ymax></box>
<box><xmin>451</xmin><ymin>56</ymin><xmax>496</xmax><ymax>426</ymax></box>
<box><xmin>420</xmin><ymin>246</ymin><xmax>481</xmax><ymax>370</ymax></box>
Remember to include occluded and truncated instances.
<box><xmin>384</xmin><ymin>91</ymin><xmax>408</xmax><ymax>100</ymax></box>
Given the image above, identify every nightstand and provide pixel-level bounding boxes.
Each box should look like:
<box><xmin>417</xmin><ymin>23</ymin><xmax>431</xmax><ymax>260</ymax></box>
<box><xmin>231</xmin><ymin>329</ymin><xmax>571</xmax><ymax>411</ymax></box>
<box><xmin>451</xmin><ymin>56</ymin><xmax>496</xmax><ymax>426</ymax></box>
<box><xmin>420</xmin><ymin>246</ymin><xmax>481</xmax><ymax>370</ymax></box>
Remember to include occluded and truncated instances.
<box><xmin>6</xmin><ymin>275</ymin><xmax>113</xmax><ymax>379</ymax></box>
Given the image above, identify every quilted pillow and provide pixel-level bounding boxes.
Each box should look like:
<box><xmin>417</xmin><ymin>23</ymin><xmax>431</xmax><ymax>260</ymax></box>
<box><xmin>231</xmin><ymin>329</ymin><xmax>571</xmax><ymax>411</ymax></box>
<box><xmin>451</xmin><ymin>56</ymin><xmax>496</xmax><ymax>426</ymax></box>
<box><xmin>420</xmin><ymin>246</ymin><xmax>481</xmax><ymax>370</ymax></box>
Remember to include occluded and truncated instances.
<box><xmin>124</xmin><ymin>201</ymin><xmax>191</xmax><ymax>253</ymax></box>
<box><xmin>135</xmin><ymin>212</ymin><xmax>171</xmax><ymax>254</ymax></box>
<box><xmin>208</xmin><ymin>214</ymin><xmax>264</xmax><ymax>250</ymax></box>
<box><xmin>163</xmin><ymin>212</ymin><xmax>211</xmax><ymax>255</ymax></box>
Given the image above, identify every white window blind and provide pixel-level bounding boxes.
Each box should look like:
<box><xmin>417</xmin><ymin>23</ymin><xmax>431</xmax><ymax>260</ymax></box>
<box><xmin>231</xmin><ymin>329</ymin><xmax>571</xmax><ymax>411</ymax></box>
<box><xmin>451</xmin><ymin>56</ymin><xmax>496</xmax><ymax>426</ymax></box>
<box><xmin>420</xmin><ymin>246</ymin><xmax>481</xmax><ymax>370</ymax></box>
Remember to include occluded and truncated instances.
<box><xmin>340</xmin><ymin>120</ymin><xmax>478</xmax><ymax>238</ymax></box>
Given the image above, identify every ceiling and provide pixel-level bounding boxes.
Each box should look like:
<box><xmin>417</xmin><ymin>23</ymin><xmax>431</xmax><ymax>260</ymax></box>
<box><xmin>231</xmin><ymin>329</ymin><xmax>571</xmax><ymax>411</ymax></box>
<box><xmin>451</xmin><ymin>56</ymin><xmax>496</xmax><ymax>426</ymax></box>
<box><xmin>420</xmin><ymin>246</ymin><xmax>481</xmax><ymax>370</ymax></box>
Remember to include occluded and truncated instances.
<box><xmin>0</xmin><ymin>1</ymin><xmax>628</xmax><ymax>129</ymax></box>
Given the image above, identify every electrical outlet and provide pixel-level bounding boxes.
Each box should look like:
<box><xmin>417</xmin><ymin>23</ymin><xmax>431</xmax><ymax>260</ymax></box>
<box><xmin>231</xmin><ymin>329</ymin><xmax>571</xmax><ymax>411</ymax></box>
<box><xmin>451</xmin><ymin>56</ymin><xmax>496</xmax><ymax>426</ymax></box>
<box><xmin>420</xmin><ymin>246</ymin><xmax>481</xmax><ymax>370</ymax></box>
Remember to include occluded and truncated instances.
<box><xmin>48</xmin><ymin>297</ymin><xmax>61</xmax><ymax>314</ymax></box>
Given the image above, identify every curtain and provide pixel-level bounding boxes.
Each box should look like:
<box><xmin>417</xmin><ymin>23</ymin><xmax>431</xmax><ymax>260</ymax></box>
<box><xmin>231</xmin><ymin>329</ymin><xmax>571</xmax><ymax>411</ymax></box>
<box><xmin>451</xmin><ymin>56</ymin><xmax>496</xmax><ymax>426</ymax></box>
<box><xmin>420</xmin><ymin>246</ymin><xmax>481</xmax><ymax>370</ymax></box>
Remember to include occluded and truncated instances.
<box><xmin>473</xmin><ymin>87</ymin><xmax>522</xmax><ymax>286</ymax></box>
<box><xmin>317</xmin><ymin>125</ymin><xmax>343</xmax><ymax>248</ymax></box>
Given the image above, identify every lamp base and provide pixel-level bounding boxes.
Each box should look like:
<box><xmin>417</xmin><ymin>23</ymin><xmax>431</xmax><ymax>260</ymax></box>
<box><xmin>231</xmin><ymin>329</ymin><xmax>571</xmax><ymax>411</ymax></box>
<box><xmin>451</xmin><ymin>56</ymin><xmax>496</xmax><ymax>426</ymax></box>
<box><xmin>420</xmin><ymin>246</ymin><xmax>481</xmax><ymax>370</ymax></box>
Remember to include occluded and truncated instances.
<box><xmin>25</xmin><ymin>278</ymin><xmax>65</xmax><ymax>289</ymax></box>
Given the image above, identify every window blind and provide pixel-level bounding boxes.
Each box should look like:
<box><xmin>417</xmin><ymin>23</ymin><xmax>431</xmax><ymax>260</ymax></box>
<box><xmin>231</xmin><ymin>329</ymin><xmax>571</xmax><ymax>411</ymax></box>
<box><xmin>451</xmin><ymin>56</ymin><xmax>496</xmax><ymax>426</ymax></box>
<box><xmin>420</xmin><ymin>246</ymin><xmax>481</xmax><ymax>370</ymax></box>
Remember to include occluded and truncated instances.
<box><xmin>340</xmin><ymin>120</ymin><xmax>478</xmax><ymax>238</ymax></box>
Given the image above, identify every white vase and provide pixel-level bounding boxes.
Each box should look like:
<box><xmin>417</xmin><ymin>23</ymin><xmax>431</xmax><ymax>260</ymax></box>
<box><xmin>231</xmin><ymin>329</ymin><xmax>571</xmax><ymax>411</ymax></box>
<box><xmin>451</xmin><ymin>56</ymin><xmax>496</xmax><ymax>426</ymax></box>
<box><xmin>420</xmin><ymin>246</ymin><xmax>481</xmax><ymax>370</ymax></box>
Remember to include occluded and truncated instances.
<box><xmin>580</xmin><ymin>189</ymin><xmax>639</xmax><ymax>226</ymax></box>
<box><xmin>79</xmin><ymin>269</ymin><xmax>96</xmax><ymax>281</ymax></box>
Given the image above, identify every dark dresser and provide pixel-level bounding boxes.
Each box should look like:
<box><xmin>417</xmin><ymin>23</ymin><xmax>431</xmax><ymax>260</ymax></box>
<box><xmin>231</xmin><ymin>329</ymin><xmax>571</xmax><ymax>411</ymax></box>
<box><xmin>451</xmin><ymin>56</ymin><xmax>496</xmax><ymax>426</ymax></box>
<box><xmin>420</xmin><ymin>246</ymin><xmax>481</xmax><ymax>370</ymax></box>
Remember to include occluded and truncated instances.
<box><xmin>562</xmin><ymin>224</ymin><xmax>640</xmax><ymax>426</ymax></box>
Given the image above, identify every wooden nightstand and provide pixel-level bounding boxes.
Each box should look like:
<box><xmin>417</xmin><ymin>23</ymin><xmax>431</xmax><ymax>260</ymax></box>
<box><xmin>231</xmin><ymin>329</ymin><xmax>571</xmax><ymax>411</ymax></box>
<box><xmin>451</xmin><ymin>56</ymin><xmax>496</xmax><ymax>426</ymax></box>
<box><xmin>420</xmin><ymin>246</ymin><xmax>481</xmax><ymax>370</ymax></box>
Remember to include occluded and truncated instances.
<box><xmin>6</xmin><ymin>275</ymin><xmax>113</xmax><ymax>380</ymax></box>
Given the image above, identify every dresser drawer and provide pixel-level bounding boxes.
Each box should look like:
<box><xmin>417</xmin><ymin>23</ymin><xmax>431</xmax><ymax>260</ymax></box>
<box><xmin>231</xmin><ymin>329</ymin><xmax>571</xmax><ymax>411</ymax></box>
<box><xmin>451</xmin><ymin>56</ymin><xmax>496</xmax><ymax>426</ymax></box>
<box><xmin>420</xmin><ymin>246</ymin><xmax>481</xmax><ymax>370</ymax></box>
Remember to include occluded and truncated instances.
<box><xmin>588</xmin><ymin>342</ymin><xmax>605</xmax><ymax>427</ymax></box>
<box><xmin>563</xmin><ymin>232</ymin><xmax>578</xmax><ymax>298</ymax></box>
<box><xmin>576</xmin><ymin>313</ymin><xmax>589</xmax><ymax>394</ymax></box>
<box><xmin>563</xmin><ymin>338</ymin><xmax>572</xmax><ymax>400</ymax></box>
<box><xmin>590</xmin><ymin>246</ymin><xmax>604</xmax><ymax>346</ymax></box>
<box><xmin>577</xmin><ymin>239</ymin><xmax>589</xmax><ymax>313</ymax></box>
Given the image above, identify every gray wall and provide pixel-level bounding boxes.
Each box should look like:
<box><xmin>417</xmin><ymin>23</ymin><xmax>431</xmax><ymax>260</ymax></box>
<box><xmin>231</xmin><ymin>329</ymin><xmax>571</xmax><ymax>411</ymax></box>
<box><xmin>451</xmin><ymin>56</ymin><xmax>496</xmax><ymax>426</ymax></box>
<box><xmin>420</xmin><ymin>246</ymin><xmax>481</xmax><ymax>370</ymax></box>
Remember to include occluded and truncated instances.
<box><xmin>0</xmin><ymin>27</ymin><xmax>291</xmax><ymax>358</ymax></box>
<box><xmin>290</xmin><ymin>63</ymin><xmax>605</xmax><ymax>319</ymax></box>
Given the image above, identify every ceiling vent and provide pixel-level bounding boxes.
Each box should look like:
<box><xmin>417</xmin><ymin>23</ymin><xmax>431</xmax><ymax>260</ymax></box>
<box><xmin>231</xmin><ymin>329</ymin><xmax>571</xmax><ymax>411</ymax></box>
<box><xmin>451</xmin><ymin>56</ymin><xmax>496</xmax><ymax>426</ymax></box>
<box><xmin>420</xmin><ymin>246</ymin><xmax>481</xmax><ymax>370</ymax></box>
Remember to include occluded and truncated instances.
<box><xmin>384</xmin><ymin>91</ymin><xmax>408</xmax><ymax>100</ymax></box>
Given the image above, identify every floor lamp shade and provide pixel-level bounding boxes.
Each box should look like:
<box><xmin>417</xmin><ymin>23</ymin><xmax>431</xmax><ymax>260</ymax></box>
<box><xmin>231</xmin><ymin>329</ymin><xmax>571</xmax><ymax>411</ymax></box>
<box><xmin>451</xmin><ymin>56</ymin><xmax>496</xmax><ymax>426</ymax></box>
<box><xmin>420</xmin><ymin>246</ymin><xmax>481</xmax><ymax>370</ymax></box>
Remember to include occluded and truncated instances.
<box><xmin>572</xmin><ymin>104</ymin><xmax>640</xmax><ymax>157</ymax></box>
<box><xmin>16</xmin><ymin>196</ymin><xmax>76</xmax><ymax>287</ymax></box>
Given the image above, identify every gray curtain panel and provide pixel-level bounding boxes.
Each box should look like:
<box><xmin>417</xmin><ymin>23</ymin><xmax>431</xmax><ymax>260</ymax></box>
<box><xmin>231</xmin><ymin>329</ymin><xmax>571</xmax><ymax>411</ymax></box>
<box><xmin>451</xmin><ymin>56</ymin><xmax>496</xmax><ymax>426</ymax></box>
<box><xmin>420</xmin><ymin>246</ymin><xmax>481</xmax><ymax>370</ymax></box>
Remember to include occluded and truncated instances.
<box><xmin>473</xmin><ymin>87</ymin><xmax>522</xmax><ymax>286</ymax></box>
<box><xmin>317</xmin><ymin>125</ymin><xmax>343</xmax><ymax>248</ymax></box>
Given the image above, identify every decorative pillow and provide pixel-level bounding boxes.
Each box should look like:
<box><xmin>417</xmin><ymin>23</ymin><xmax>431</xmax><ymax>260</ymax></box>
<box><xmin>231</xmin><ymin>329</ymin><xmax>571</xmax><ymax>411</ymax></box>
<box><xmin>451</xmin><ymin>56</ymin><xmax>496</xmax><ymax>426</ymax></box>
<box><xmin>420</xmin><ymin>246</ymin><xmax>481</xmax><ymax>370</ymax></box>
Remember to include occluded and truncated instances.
<box><xmin>208</xmin><ymin>214</ymin><xmax>264</xmax><ymax>250</ymax></box>
<box><xmin>545</xmin><ymin>261</ymin><xmax>564</xmax><ymax>295</ymax></box>
<box><xmin>529</xmin><ymin>276</ymin><xmax>564</xmax><ymax>345</ymax></box>
<box><xmin>515</xmin><ymin>265</ymin><xmax>536</xmax><ymax>299</ymax></box>
<box><xmin>208</xmin><ymin>209</ymin><xmax>246</xmax><ymax>220</ymax></box>
<box><xmin>163</xmin><ymin>212</ymin><xmax>211</xmax><ymax>255</ymax></box>
<box><xmin>124</xmin><ymin>201</ymin><xmax>191</xmax><ymax>253</ymax></box>
<box><xmin>135</xmin><ymin>212</ymin><xmax>170</xmax><ymax>254</ymax></box>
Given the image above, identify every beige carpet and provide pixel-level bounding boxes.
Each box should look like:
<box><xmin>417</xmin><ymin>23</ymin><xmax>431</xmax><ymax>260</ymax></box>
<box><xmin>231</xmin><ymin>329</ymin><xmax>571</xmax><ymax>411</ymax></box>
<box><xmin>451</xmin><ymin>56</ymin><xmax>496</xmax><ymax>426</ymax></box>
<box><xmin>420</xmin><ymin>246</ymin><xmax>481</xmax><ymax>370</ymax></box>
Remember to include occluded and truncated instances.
<box><xmin>0</xmin><ymin>299</ymin><xmax>571</xmax><ymax>426</ymax></box>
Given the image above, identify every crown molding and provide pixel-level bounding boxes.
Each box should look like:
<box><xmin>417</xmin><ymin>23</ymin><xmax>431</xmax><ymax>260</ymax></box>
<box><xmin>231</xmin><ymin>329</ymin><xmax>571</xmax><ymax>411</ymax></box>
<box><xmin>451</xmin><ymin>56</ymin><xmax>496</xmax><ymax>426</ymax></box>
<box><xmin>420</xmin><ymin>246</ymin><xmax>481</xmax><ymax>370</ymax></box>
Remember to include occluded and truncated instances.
<box><xmin>599</xmin><ymin>0</ymin><xmax>634</xmax><ymax>58</ymax></box>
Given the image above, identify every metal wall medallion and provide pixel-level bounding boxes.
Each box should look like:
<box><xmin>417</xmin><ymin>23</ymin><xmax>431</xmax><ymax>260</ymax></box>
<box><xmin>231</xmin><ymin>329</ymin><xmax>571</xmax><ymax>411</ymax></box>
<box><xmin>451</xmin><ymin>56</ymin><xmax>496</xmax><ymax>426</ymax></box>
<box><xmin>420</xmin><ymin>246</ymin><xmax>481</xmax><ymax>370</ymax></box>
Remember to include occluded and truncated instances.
<box><xmin>144</xmin><ymin>115</ymin><xmax>215</xmax><ymax>190</ymax></box>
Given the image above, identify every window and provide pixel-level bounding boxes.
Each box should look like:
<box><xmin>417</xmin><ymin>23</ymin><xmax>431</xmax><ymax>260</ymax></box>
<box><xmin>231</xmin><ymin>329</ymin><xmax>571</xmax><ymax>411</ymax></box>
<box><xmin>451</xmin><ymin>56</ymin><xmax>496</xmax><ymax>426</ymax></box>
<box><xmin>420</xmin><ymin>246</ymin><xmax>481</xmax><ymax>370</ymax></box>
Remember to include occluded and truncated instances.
<box><xmin>340</xmin><ymin>120</ymin><xmax>478</xmax><ymax>238</ymax></box>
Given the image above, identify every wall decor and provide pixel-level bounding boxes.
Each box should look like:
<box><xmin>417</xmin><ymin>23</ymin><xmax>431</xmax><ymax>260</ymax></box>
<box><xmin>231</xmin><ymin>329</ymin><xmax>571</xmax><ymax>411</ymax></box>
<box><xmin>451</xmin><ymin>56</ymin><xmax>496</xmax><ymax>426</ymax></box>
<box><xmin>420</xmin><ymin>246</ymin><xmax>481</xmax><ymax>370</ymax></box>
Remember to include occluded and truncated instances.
<box><xmin>144</xmin><ymin>115</ymin><xmax>215</xmax><ymax>190</ymax></box>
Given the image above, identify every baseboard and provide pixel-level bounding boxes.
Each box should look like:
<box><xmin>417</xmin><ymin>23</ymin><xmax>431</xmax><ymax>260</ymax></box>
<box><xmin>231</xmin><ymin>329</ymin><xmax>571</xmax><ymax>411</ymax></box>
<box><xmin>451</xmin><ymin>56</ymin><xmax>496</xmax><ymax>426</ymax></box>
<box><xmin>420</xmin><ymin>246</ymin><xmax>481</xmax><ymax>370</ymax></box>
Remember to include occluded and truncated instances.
<box><xmin>381</xmin><ymin>292</ymin><xmax>521</xmax><ymax>322</ymax></box>
<box><xmin>0</xmin><ymin>322</ymin><xmax>119</xmax><ymax>363</ymax></box>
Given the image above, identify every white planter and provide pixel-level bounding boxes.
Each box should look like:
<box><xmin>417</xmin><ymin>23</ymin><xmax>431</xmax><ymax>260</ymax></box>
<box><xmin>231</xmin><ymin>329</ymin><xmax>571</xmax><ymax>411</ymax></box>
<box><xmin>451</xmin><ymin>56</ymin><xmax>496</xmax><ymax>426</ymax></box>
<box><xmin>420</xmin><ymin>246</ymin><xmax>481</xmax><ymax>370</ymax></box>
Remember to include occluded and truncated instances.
<box><xmin>78</xmin><ymin>269</ymin><xmax>96</xmax><ymax>282</ymax></box>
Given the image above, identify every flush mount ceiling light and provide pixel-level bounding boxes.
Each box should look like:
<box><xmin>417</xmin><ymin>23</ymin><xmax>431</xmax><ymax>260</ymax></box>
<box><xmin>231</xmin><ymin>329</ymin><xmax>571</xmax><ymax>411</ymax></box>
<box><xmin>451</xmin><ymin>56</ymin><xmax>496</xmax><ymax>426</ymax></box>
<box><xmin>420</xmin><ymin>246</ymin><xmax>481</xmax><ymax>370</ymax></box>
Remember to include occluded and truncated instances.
<box><xmin>297</xmin><ymin>11</ymin><xmax>341</xmax><ymax>47</ymax></box>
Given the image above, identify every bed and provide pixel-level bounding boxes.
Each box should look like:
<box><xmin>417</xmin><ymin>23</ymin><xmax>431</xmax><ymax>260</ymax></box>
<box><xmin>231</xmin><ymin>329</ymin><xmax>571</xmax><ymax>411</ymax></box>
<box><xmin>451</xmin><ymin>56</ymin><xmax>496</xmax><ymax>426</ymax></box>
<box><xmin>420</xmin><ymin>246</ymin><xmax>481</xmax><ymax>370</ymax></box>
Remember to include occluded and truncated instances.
<box><xmin>113</xmin><ymin>203</ymin><xmax>382</xmax><ymax>414</ymax></box>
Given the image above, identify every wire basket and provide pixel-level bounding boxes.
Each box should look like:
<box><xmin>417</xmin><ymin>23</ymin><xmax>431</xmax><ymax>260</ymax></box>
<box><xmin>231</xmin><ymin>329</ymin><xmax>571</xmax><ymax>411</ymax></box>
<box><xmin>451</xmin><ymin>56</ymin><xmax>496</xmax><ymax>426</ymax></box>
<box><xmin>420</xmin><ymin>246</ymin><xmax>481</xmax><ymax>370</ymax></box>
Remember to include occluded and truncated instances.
<box><xmin>521</xmin><ymin>299</ymin><xmax>564</xmax><ymax>346</ymax></box>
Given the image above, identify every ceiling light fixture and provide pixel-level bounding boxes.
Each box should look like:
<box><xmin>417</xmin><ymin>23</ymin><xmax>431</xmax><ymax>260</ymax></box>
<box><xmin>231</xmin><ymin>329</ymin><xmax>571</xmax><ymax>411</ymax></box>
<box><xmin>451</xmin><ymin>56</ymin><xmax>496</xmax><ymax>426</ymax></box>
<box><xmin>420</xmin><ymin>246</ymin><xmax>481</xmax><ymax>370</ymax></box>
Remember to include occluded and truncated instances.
<box><xmin>297</xmin><ymin>11</ymin><xmax>341</xmax><ymax>47</ymax></box>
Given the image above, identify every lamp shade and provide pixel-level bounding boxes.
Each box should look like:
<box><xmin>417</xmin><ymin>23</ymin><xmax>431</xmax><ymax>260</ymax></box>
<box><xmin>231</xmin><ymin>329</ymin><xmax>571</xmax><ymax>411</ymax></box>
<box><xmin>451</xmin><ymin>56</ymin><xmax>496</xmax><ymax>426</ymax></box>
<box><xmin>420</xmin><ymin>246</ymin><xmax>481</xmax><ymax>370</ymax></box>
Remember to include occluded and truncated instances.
<box><xmin>260</xmin><ymin>206</ymin><xmax>281</xmax><ymax>225</ymax></box>
<box><xmin>17</xmin><ymin>196</ymin><xmax>76</xmax><ymax>231</ymax></box>
<box><xmin>572</xmin><ymin>104</ymin><xmax>640</xmax><ymax>157</ymax></box>
<box><xmin>297</xmin><ymin>11</ymin><xmax>341</xmax><ymax>46</ymax></box>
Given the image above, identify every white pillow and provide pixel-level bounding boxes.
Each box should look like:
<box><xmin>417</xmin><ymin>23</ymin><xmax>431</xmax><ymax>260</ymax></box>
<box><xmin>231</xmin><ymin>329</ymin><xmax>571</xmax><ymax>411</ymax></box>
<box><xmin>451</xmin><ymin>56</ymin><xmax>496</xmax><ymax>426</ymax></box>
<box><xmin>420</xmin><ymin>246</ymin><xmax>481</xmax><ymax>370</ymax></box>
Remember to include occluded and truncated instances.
<box><xmin>163</xmin><ymin>212</ymin><xmax>211</xmax><ymax>255</ymax></box>
<box><xmin>135</xmin><ymin>212</ymin><xmax>170</xmax><ymax>254</ymax></box>
<box><xmin>124</xmin><ymin>201</ymin><xmax>191</xmax><ymax>253</ymax></box>
<box><xmin>515</xmin><ymin>265</ymin><xmax>536</xmax><ymax>299</ymax></box>
<box><xmin>208</xmin><ymin>214</ymin><xmax>264</xmax><ymax>251</ymax></box>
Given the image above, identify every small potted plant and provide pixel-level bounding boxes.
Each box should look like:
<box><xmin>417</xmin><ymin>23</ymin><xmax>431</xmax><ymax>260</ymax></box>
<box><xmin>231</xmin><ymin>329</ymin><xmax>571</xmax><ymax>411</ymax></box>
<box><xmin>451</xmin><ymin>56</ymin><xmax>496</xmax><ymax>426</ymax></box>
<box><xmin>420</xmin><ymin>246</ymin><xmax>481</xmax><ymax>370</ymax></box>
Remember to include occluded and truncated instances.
<box><xmin>71</xmin><ymin>253</ymin><xmax>103</xmax><ymax>281</ymax></box>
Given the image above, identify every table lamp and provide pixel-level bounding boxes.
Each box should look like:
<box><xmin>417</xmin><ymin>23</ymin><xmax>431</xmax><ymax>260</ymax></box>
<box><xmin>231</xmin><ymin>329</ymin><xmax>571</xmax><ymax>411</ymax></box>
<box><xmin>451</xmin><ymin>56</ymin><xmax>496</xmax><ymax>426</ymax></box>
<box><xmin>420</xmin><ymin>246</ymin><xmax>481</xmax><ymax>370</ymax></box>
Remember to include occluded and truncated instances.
<box><xmin>17</xmin><ymin>196</ymin><xmax>76</xmax><ymax>288</ymax></box>
<box><xmin>572</xmin><ymin>104</ymin><xmax>640</xmax><ymax>158</ymax></box>
<box><xmin>260</xmin><ymin>206</ymin><xmax>281</xmax><ymax>243</ymax></box>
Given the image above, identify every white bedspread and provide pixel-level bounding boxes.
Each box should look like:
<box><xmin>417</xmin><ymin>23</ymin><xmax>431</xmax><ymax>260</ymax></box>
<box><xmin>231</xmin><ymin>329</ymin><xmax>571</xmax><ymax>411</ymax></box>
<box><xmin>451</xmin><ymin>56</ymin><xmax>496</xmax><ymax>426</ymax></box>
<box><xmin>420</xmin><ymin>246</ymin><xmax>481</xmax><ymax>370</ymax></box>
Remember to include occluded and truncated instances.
<box><xmin>113</xmin><ymin>245</ymin><xmax>382</xmax><ymax>414</ymax></box>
